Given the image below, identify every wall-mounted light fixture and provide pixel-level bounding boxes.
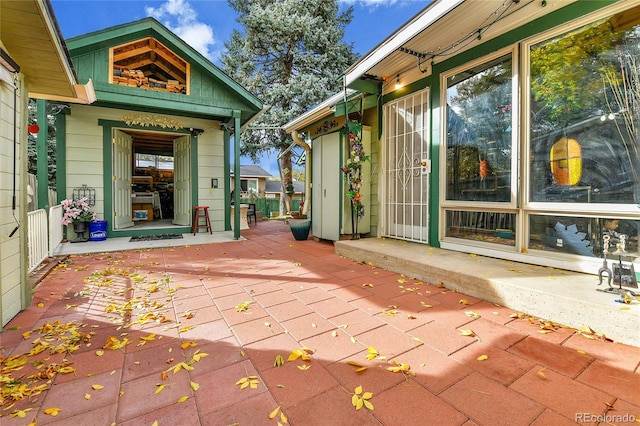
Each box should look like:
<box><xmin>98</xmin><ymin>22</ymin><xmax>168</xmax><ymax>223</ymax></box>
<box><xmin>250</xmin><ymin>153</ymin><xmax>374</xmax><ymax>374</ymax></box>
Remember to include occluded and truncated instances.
<box><xmin>394</xmin><ymin>74</ymin><xmax>402</xmax><ymax>90</ymax></box>
<box><xmin>211</xmin><ymin>178</ymin><xmax>218</xmax><ymax>188</ymax></box>
<box><xmin>190</xmin><ymin>127</ymin><xmax>204</xmax><ymax>136</ymax></box>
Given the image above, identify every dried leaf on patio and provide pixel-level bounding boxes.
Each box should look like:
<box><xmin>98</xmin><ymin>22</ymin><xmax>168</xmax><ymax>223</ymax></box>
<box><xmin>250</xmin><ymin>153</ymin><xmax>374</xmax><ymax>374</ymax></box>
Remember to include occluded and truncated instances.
<box><xmin>347</xmin><ymin>360</ymin><xmax>368</xmax><ymax>372</ymax></box>
<box><xmin>178</xmin><ymin>396</ymin><xmax>189</xmax><ymax>403</ymax></box>
<box><xmin>288</xmin><ymin>347</ymin><xmax>314</xmax><ymax>362</ymax></box>
<box><xmin>10</xmin><ymin>408</ymin><xmax>32</xmax><ymax>418</ymax></box>
<box><xmin>103</xmin><ymin>336</ymin><xmax>130</xmax><ymax>350</ymax></box>
<box><xmin>172</xmin><ymin>362</ymin><xmax>194</xmax><ymax>374</ymax></box>
<box><xmin>274</xmin><ymin>354</ymin><xmax>285</xmax><ymax>367</ymax></box>
<box><xmin>235</xmin><ymin>301</ymin><xmax>253</xmax><ymax>312</ymax></box>
<box><xmin>459</xmin><ymin>299</ymin><xmax>469</xmax><ymax>305</ymax></box>
<box><xmin>420</xmin><ymin>302</ymin><xmax>433</xmax><ymax>308</ymax></box>
<box><xmin>465</xmin><ymin>311</ymin><xmax>481</xmax><ymax>318</ymax></box>
<box><xmin>351</xmin><ymin>385</ymin><xmax>374</xmax><ymax>411</ymax></box>
<box><xmin>365</xmin><ymin>346</ymin><xmax>380</xmax><ymax>360</ymax></box>
<box><xmin>155</xmin><ymin>384</ymin><xmax>165</xmax><ymax>394</ymax></box>
<box><xmin>297</xmin><ymin>365</ymin><xmax>311</xmax><ymax>371</ymax></box>
<box><xmin>387</xmin><ymin>361</ymin><xmax>411</xmax><ymax>373</ymax></box>
<box><xmin>190</xmin><ymin>381</ymin><xmax>200</xmax><ymax>391</ymax></box>
<box><xmin>44</xmin><ymin>407</ymin><xmax>61</xmax><ymax>416</ymax></box>
<box><xmin>178</xmin><ymin>325</ymin><xmax>194</xmax><ymax>333</ymax></box>
<box><xmin>236</xmin><ymin>376</ymin><xmax>260</xmax><ymax>390</ymax></box>
<box><xmin>137</xmin><ymin>333</ymin><xmax>156</xmax><ymax>346</ymax></box>
<box><xmin>181</xmin><ymin>341</ymin><xmax>197</xmax><ymax>349</ymax></box>
<box><xmin>191</xmin><ymin>350</ymin><xmax>208</xmax><ymax>362</ymax></box>
<box><xmin>91</xmin><ymin>384</ymin><xmax>104</xmax><ymax>390</ymax></box>
<box><xmin>458</xmin><ymin>329</ymin><xmax>475</xmax><ymax>337</ymax></box>
<box><xmin>536</xmin><ymin>368</ymin><xmax>547</xmax><ymax>379</ymax></box>
<box><xmin>269</xmin><ymin>406</ymin><xmax>281</xmax><ymax>419</ymax></box>
<box><xmin>476</xmin><ymin>355</ymin><xmax>489</xmax><ymax>361</ymax></box>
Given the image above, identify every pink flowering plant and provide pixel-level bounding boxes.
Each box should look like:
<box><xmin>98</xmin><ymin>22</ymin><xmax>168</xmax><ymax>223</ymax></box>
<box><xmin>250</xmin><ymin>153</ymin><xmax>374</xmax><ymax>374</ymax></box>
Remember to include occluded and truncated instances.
<box><xmin>60</xmin><ymin>197</ymin><xmax>95</xmax><ymax>225</ymax></box>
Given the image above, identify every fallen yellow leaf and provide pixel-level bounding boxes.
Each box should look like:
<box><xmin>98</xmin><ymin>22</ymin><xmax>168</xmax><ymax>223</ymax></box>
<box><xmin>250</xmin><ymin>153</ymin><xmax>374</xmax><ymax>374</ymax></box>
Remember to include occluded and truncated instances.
<box><xmin>91</xmin><ymin>384</ymin><xmax>104</xmax><ymax>390</ymax></box>
<box><xmin>44</xmin><ymin>407</ymin><xmax>61</xmax><ymax>416</ymax></box>
<box><xmin>476</xmin><ymin>355</ymin><xmax>489</xmax><ymax>361</ymax></box>
<box><xmin>458</xmin><ymin>329</ymin><xmax>475</xmax><ymax>337</ymax></box>
<box><xmin>269</xmin><ymin>406</ymin><xmax>281</xmax><ymax>419</ymax></box>
<box><xmin>178</xmin><ymin>396</ymin><xmax>189</xmax><ymax>403</ymax></box>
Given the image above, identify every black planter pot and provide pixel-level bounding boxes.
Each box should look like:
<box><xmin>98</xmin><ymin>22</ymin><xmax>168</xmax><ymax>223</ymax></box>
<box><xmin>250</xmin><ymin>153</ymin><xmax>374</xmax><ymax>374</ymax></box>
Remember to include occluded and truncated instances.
<box><xmin>289</xmin><ymin>219</ymin><xmax>311</xmax><ymax>241</ymax></box>
<box><xmin>71</xmin><ymin>221</ymin><xmax>89</xmax><ymax>243</ymax></box>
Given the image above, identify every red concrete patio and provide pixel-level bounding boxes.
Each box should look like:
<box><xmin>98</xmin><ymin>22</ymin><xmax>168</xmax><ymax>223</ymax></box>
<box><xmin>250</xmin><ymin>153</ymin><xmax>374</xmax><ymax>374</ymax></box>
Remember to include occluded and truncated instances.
<box><xmin>2</xmin><ymin>220</ymin><xmax>639</xmax><ymax>425</ymax></box>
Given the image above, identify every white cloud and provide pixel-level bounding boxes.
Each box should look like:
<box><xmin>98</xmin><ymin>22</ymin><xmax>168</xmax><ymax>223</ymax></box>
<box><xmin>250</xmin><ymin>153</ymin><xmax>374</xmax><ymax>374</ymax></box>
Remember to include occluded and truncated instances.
<box><xmin>145</xmin><ymin>0</ymin><xmax>217</xmax><ymax>61</ymax></box>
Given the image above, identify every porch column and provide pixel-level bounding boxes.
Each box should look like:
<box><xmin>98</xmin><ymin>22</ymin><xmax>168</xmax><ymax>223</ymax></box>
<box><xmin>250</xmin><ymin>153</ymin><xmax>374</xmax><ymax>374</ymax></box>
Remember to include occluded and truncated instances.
<box><xmin>232</xmin><ymin>111</ymin><xmax>241</xmax><ymax>240</ymax></box>
<box><xmin>36</xmin><ymin>98</ymin><xmax>48</xmax><ymax>209</ymax></box>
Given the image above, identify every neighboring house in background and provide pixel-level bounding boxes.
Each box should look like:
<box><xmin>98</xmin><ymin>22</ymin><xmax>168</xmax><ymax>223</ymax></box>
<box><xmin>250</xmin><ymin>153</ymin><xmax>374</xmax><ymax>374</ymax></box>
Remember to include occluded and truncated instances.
<box><xmin>230</xmin><ymin>165</ymin><xmax>272</xmax><ymax>198</ymax></box>
<box><xmin>58</xmin><ymin>17</ymin><xmax>262</xmax><ymax>239</ymax></box>
<box><xmin>264</xmin><ymin>180</ymin><xmax>304</xmax><ymax>199</ymax></box>
<box><xmin>0</xmin><ymin>0</ymin><xmax>96</xmax><ymax>326</ymax></box>
<box><xmin>230</xmin><ymin>165</ymin><xmax>305</xmax><ymax>199</ymax></box>
<box><xmin>285</xmin><ymin>0</ymin><xmax>640</xmax><ymax>275</ymax></box>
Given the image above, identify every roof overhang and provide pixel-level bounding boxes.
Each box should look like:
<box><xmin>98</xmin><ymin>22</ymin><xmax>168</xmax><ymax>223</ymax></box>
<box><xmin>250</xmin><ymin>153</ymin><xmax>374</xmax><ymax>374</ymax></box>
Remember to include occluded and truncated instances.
<box><xmin>0</xmin><ymin>0</ymin><xmax>96</xmax><ymax>104</ymax></box>
<box><xmin>284</xmin><ymin>89</ymin><xmax>355</xmax><ymax>134</ymax></box>
<box><xmin>344</xmin><ymin>0</ymin><xmax>580</xmax><ymax>90</ymax></box>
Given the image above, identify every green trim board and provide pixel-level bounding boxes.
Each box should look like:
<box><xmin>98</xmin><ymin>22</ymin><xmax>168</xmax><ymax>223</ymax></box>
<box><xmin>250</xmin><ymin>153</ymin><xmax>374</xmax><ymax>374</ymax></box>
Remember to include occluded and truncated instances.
<box><xmin>66</xmin><ymin>17</ymin><xmax>262</xmax><ymax>126</ymax></box>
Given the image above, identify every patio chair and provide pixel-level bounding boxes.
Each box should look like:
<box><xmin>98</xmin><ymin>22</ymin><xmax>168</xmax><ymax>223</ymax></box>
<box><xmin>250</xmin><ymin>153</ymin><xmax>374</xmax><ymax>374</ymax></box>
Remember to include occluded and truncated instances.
<box><xmin>247</xmin><ymin>203</ymin><xmax>257</xmax><ymax>225</ymax></box>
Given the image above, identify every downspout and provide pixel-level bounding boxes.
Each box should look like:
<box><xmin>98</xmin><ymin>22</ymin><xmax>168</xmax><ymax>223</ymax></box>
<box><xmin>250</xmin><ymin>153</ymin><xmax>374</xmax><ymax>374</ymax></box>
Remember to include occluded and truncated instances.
<box><xmin>291</xmin><ymin>132</ymin><xmax>311</xmax><ymax>216</ymax></box>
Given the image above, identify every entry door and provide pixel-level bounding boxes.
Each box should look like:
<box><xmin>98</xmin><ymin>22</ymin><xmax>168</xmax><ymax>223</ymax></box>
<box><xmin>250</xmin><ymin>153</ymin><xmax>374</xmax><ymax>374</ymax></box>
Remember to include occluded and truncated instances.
<box><xmin>113</xmin><ymin>129</ymin><xmax>134</xmax><ymax>229</ymax></box>
<box><xmin>312</xmin><ymin>133</ymin><xmax>340</xmax><ymax>241</ymax></box>
<box><xmin>383</xmin><ymin>90</ymin><xmax>430</xmax><ymax>242</ymax></box>
<box><xmin>173</xmin><ymin>135</ymin><xmax>191</xmax><ymax>226</ymax></box>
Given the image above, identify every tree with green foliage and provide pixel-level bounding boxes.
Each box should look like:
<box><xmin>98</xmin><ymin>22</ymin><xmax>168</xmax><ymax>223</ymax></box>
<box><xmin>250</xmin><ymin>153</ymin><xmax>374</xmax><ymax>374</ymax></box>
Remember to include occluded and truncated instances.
<box><xmin>27</xmin><ymin>99</ymin><xmax>57</xmax><ymax>188</ymax></box>
<box><xmin>221</xmin><ymin>0</ymin><xmax>358</xmax><ymax>212</ymax></box>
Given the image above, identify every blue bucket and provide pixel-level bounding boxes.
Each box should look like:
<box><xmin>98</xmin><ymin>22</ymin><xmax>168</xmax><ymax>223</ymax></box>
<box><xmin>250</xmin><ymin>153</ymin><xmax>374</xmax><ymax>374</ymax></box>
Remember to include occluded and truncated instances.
<box><xmin>89</xmin><ymin>220</ymin><xmax>107</xmax><ymax>241</ymax></box>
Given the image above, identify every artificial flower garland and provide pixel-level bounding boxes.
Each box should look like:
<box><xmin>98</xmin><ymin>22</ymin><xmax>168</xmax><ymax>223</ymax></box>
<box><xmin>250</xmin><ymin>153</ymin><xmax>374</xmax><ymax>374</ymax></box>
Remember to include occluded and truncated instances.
<box><xmin>341</xmin><ymin>121</ymin><xmax>369</xmax><ymax>220</ymax></box>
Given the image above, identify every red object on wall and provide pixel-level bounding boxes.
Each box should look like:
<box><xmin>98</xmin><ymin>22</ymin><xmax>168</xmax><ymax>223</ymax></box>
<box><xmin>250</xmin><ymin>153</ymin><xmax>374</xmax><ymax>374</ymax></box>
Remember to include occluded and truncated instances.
<box><xmin>28</xmin><ymin>123</ymin><xmax>40</xmax><ymax>134</ymax></box>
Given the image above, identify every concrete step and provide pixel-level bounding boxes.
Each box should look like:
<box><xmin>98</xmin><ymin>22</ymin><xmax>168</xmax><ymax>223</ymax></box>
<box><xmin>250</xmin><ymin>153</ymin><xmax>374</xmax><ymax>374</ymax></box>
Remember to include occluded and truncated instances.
<box><xmin>335</xmin><ymin>238</ymin><xmax>639</xmax><ymax>347</ymax></box>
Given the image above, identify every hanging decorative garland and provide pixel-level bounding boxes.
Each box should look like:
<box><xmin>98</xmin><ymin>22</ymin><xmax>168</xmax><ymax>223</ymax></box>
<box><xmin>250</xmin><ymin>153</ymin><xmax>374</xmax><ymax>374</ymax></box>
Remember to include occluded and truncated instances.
<box><xmin>341</xmin><ymin>121</ymin><xmax>369</xmax><ymax>236</ymax></box>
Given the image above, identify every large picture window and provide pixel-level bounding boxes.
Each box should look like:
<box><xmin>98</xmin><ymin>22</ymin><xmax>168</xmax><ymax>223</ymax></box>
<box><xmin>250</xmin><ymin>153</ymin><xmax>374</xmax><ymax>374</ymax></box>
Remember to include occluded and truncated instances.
<box><xmin>445</xmin><ymin>54</ymin><xmax>514</xmax><ymax>203</ymax></box>
<box><xmin>529</xmin><ymin>6</ymin><xmax>640</xmax><ymax>206</ymax></box>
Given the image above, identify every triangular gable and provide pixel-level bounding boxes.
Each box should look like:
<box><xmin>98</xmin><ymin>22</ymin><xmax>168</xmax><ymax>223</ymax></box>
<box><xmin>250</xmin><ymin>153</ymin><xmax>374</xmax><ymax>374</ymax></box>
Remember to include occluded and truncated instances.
<box><xmin>65</xmin><ymin>17</ymin><xmax>262</xmax><ymax>124</ymax></box>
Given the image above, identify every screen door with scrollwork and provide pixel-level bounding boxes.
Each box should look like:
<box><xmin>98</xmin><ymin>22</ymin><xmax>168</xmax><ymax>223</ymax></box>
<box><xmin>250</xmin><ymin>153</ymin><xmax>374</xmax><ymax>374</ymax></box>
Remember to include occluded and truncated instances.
<box><xmin>382</xmin><ymin>89</ymin><xmax>430</xmax><ymax>243</ymax></box>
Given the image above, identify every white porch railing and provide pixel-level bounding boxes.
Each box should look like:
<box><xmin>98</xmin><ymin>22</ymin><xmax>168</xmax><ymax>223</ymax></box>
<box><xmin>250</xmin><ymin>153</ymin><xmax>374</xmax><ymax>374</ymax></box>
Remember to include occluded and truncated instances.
<box><xmin>27</xmin><ymin>209</ymin><xmax>48</xmax><ymax>273</ymax></box>
<box><xmin>49</xmin><ymin>204</ymin><xmax>63</xmax><ymax>257</ymax></box>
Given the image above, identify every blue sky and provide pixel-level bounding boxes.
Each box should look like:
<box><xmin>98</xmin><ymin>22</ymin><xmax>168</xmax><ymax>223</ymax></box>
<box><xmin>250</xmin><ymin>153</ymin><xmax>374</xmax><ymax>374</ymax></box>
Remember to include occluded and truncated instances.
<box><xmin>50</xmin><ymin>0</ymin><xmax>429</xmax><ymax>175</ymax></box>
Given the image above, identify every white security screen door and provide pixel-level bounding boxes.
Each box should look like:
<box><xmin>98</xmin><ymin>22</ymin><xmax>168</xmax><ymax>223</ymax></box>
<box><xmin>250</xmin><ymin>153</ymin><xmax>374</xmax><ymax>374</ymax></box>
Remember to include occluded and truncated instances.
<box><xmin>383</xmin><ymin>89</ymin><xmax>430</xmax><ymax>242</ymax></box>
<box><xmin>113</xmin><ymin>129</ymin><xmax>134</xmax><ymax>229</ymax></box>
<box><xmin>173</xmin><ymin>135</ymin><xmax>191</xmax><ymax>226</ymax></box>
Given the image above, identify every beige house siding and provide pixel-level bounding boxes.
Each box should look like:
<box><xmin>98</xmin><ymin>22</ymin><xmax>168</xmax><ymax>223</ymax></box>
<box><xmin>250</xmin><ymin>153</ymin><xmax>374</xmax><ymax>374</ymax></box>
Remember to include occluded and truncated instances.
<box><xmin>195</xmin><ymin>123</ymin><xmax>225</xmax><ymax>229</ymax></box>
<box><xmin>65</xmin><ymin>106</ymin><xmax>227</xmax><ymax>232</ymax></box>
<box><xmin>0</xmin><ymin>74</ymin><xmax>28</xmax><ymax>326</ymax></box>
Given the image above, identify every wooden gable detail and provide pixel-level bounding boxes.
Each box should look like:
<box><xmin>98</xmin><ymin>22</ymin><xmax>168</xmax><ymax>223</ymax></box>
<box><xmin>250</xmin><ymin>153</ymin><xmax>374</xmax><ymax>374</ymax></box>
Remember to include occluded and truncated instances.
<box><xmin>110</xmin><ymin>37</ymin><xmax>189</xmax><ymax>94</ymax></box>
